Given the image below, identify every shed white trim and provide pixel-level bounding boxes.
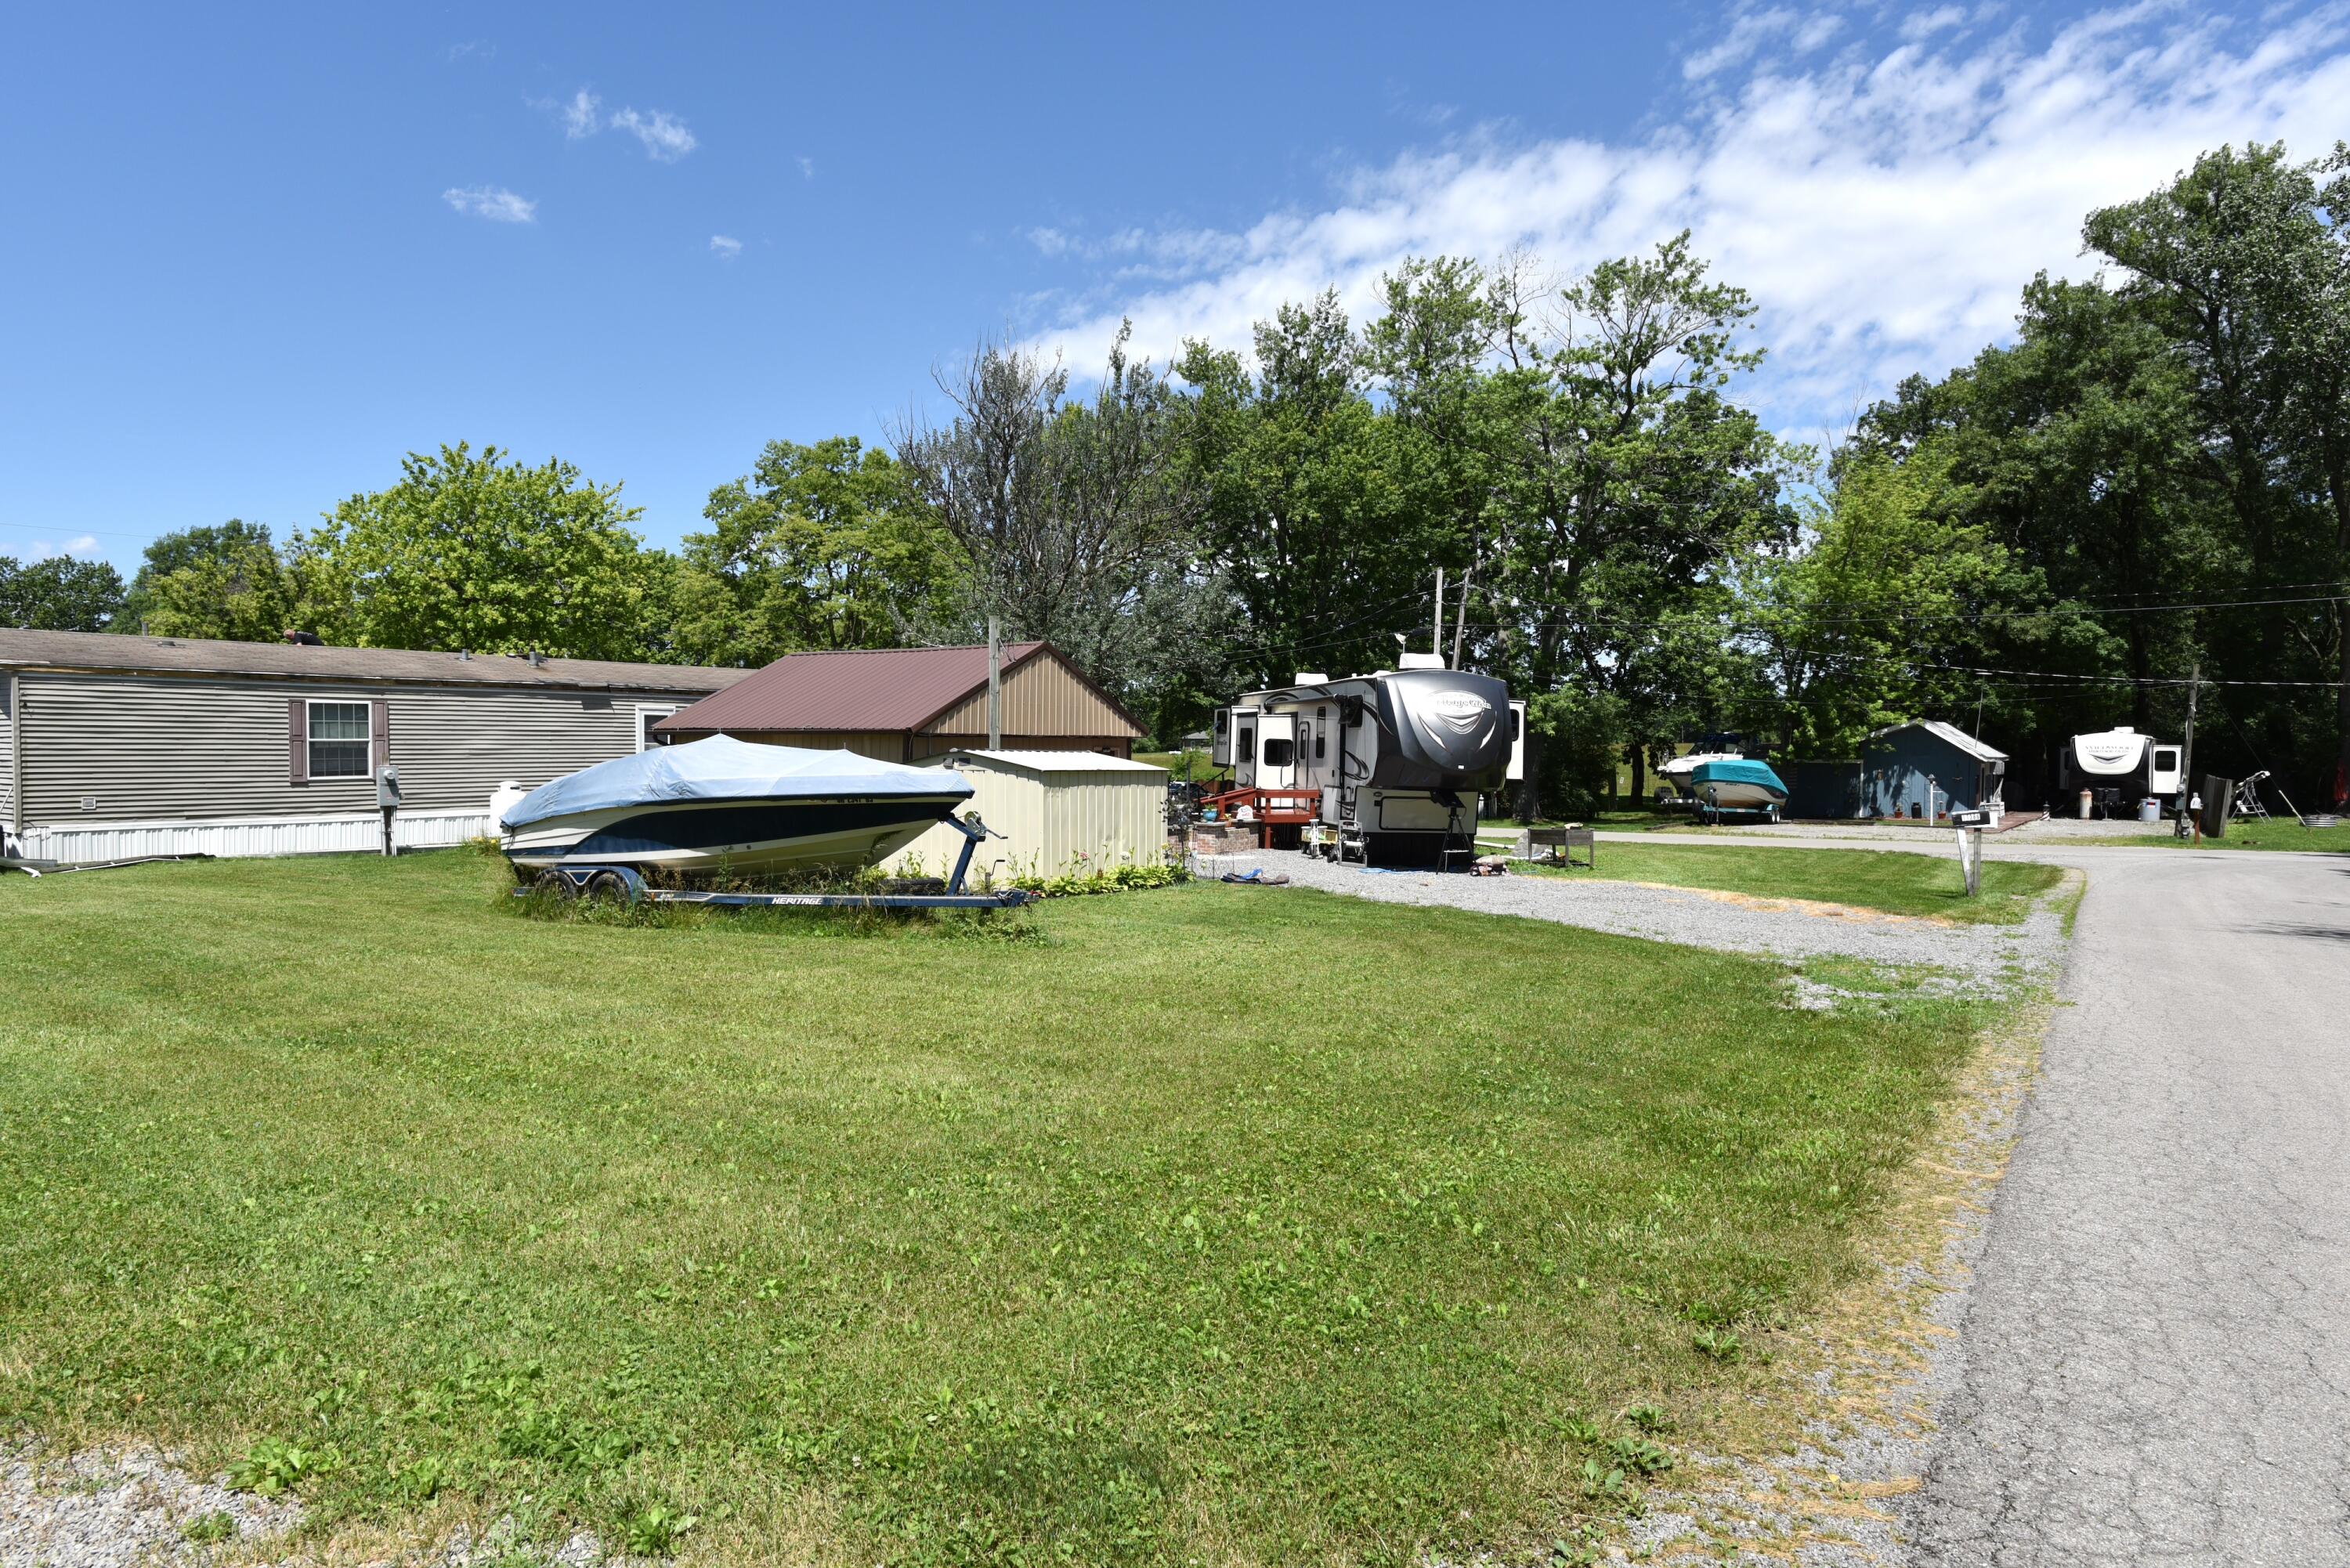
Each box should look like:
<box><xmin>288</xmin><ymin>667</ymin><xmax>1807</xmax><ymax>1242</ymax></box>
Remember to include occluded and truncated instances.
<box><xmin>1864</xmin><ymin>718</ymin><xmax>2007</xmax><ymax>762</ymax></box>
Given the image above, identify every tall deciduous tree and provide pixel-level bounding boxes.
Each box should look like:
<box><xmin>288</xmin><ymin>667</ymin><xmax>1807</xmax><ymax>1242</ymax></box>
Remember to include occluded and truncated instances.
<box><xmin>0</xmin><ymin>555</ymin><xmax>126</xmax><ymax>631</ymax></box>
<box><xmin>678</xmin><ymin>436</ymin><xmax>959</xmax><ymax>665</ymax></box>
<box><xmin>2084</xmin><ymin>142</ymin><xmax>2350</xmax><ymax>802</ymax></box>
<box><xmin>1175</xmin><ymin>293</ymin><xmax>1434</xmax><ymax>686</ymax></box>
<box><xmin>308</xmin><ymin>443</ymin><xmax>655</xmax><ymax>658</ymax></box>
<box><xmin>894</xmin><ymin>327</ymin><xmax>1224</xmax><ymax>702</ymax></box>
<box><xmin>118</xmin><ymin>520</ymin><xmax>279</xmax><ymax>633</ymax></box>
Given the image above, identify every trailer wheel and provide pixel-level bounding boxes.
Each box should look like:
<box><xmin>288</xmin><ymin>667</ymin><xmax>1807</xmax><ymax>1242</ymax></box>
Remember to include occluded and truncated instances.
<box><xmin>532</xmin><ymin>869</ymin><xmax>578</xmax><ymax>901</ymax></box>
<box><xmin>584</xmin><ymin>871</ymin><xmax>631</xmax><ymax>904</ymax></box>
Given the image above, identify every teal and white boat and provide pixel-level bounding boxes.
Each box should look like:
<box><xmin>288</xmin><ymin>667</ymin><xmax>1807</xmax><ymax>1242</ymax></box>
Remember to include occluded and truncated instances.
<box><xmin>1690</xmin><ymin>758</ymin><xmax>1788</xmax><ymax>821</ymax></box>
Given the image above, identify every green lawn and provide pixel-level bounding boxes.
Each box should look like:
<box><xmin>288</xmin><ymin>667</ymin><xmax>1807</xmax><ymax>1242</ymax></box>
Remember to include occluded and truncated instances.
<box><xmin>1</xmin><ymin>852</ymin><xmax>1994</xmax><ymax>1566</ymax></box>
<box><xmin>1135</xmin><ymin>749</ymin><xmax>1227</xmax><ymax>789</ymax></box>
<box><xmin>2116</xmin><ymin>819</ymin><xmax>2350</xmax><ymax>852</ymax></box>
<box><xmin>1523</xmin><ymin>843</ymin><xmax>2063</xmax><ymax>924</ymax></box>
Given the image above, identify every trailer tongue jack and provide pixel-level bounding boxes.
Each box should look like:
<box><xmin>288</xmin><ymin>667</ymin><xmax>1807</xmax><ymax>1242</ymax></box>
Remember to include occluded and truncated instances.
<box><xmin>519</xmin><ymin>813</ymin><xmax>1034</xmax><ymax>910</ymax></box>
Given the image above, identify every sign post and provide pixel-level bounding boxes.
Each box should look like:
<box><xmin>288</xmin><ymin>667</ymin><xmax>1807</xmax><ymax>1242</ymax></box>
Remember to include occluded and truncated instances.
<box><xmin>1950</xmin><ymin>806</ymin><xmax>1994</xmax><ymax>896</ymax></box>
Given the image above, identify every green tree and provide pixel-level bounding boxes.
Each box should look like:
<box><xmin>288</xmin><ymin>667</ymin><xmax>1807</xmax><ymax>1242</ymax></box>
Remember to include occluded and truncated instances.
<box><xmin>1174</xmin><ymin>293</ymin><xmax>1434</xmax><ymax>687</ymax></box>
<box><xmin>895</xmin><ymin>328</ymin><xmax>1224</xmax><ymax>702</ymax></box>
<box><xmin>1480</xmin><ymin>234</ymin><xmax>1799</xmax><ymax>806</ymax></box>
<box><xmin>2084</xmin><ymin>142</ymin><xmax>2350</xmax><ymax>801</ymax></box>
<box><xmin>119</xmin><ymin>520</ymin><xmax>277</xmax><ymax>632</ymax></box>
<box><xmin>308</xmin><ymin>444</ymin><xmax>655</xmax><ymax>659</ymax></box>
<box><xmin>0</xmin><ymin>555</ymin><xmax>125</xmax><ymax>631</ymax></box>
<box><xmin>1738</xmin><ymin>446</ymin><xmax>2038</xmax><ymax>757</ymax></box>
<box><xmin>680</xmin><ymin>436</ymin><xmax>958</xmax><ymax>665</ymax></box>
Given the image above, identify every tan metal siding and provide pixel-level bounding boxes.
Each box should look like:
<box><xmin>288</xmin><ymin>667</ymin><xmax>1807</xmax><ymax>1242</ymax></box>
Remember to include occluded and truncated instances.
<box><xmin>921</xmin><ymin>653</ymin><xmax>1140</xmax><ymax>740</ymax></box>
<box><xmin>19</xmin><ymin>672</ymin><xmax>719</xmax><ymax>824</ymax></box>
<box><xmin>721</xmin><ymin>730</ymin><xmax>907</xmax><ymax>762</ymax></box>
<box><xmin>882</xmin><ymin>757</ymin><xmax>1166</xmax><ymax>879</ymax></box>
<box><xmin>912</xmin><ymin>733</ymin><xmax>1132</xmax><ymax>760</ymax></box>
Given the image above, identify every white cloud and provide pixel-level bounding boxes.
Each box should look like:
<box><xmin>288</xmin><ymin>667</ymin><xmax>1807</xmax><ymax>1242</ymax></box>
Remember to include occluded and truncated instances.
<box><xmin>797</xmin><ymin>155</ymin><xmax>815</xmax><ymax>180</ymax></box>
<box><xmin>562</xmin><ymin>88</ymin><xmax>602</xmax><ymax>139</ymax></box>
<box><xmin>23</xmin><ymin>536</ymin><xmax>102</xmax><ymax>561</ymax></box>
<box><xmin>710</xmin><ymin>234</ymin><xmax>743</xmax><ymax>259</ymax></box>
<box><xmin>1027</xmin><ymin>3</ymin><xmax>2350</xmax><ymax>441</ymax></box>
<box><xmin>611</xmin><ymin>107</ymin><xmax>696</xmax><ymax>162</ymax></box>
<box><xmin>1900</xmin><ymin>5</ymin><xmax>1969</xmax><ymax>42</ymax></box>
<box><xmin>442</xmin><ymin>185</ymin><xmax>537</xmax><ymax>223</ymax></box>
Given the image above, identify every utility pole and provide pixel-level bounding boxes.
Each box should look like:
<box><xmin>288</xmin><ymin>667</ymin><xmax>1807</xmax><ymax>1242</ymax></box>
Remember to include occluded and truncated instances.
<box><xmin>2175</xmin><ymin>660</ymin><xmax>2200</xmax><ymax>839</ymax></box>
<box><xmin>1451</xmin><ymin>562</ymin><xmax>1473</xmax><ymax>669</ymax></box>
<box><xmin>986</xmin><ymin>614</ymin><xmax>1003</xmax><ymax>750</ymax></box>
<box><xmin>1433</xmin><ymin>567</ymin><xmax>1445</xmax><ymax>661</ymax></box>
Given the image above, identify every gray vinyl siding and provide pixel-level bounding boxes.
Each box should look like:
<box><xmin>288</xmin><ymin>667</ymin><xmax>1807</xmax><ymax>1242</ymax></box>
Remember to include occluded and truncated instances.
<box><xmin>18</xmin><ymin>671</ymin><xmax>713</xmax><ymax>824</ymax></box>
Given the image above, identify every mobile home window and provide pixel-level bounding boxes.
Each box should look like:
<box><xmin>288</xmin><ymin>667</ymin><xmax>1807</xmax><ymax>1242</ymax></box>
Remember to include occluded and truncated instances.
<box><xmin>306</xmin><ymin>701</ymin><xmax>371</xmax><ymax>779</ymax></box>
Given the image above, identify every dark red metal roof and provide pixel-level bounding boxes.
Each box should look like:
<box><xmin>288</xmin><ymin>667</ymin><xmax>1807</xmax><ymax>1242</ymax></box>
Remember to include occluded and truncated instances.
<box><xmin>653</xmin><ymin>642</ymin><xmax>1047</xmax><ymax>735</ymax></box>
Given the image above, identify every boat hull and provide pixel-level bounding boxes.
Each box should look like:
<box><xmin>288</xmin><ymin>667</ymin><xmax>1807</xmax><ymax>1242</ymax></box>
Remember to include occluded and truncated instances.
<box><xmin>1697</xmin><ymin>780</ymin><xmax>1786</xmax><ymax>811</ymax></box>
<box><xmin>502</xmin><ymin>793</ymin><xmax>967</xmax><ymax>873</ymax></box>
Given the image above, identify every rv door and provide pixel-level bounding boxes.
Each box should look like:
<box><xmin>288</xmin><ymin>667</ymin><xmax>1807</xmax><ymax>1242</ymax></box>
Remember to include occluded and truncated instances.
<box><xmin>1256</xmin><ymin>713</ymin><xmax>1298</xmax><ymax>789</ymax></box>
<box><xmin>1212</xmin><ymin>707</ymin><xmax>1234</xmax><ymax>768</ymax></box>
<box><xmin>1506</xmin><ymin>701</ymin><xmax>1527</xmax><ymax>783</ymax></box>
<box><xmin>2148</xmin><ymin>745</ymin><xmax>2182</xmax><ymax>797</ymax></box>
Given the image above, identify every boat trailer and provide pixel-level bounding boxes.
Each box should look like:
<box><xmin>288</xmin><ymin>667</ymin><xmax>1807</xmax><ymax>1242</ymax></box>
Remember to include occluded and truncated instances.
<box><xmin>516</xmin><ymin>812</ymin><xmax>1034</xmax><ymax>911</ymax></box>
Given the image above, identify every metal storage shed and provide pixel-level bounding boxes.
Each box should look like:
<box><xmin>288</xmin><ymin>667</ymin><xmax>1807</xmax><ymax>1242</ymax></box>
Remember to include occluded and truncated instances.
<box><xmin>880</xmin><ymin>750</ymin><xmax>1169</xmax><ymax>882</ymax></box>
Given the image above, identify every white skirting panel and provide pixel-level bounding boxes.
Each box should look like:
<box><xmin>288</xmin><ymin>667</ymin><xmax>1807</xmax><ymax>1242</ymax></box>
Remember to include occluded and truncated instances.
<box><xmin>16</xmin><ymin>809</ymin><xmax>494</xmax><ymax>862</ymax></box>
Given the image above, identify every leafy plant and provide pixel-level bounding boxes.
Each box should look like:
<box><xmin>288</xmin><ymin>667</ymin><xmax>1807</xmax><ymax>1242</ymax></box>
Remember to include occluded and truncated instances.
<box><xmin>180</xmin><ymin>1509</ymin><xmax>236</xmax><ymax>1544</ymax></box>
<box><xmin>623</xmin><ymin>1499</ymin><xmax>700</xmax><ymax>1555</ymax></box>
<box><xmin>1606</xmin><ymin>1435</ymin><xmax>1676</xmax><ymax>1476</ymax></box>
<box><xmin>1690</xmin><ymin>1326</ymin><xmax>1744</xmax><ymax>1362</ymax></box>
<box><xmin>1622</xmin><ymin>1404</ymin><xmax>1674</xmax><ymax>1434</ymax></box>
<box><xmin>226</xmin><ymin>1436</ymin><xmax>334</xmax><ymax>1497</ymax></box>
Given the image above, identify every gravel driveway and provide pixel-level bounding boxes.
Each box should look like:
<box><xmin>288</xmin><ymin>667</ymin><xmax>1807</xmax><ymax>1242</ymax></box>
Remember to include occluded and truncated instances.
<box><xmin>1211</xmin><ymin>847</ymin><xmax>2067</xmax><ymax>996</ymax></box>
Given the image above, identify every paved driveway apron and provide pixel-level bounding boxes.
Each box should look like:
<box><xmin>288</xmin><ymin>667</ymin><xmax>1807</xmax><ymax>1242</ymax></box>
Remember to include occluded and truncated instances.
<box><xmin>1906</xmin><ymin>847</ymin><xmax>2350</xmax><ymax>1565</ymax></box>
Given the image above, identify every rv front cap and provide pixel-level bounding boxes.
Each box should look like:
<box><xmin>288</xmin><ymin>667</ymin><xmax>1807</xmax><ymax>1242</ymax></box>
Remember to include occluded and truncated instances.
<box><xmin>1429</xmin><ymin>691</ymin><xmax>1491</xmax><ymax>732</ymax></box>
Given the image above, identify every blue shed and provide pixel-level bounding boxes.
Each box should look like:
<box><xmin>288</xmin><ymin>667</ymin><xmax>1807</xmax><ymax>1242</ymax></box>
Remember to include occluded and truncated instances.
<box><xmin>1860</xmin><ymin>721</ymin><xmax>2007</xmax><ymax>820</ymax></box>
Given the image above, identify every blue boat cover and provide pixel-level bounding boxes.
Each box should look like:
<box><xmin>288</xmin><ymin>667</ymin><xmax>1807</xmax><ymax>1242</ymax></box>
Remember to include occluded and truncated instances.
<box><xmin>501</xmin><ymin>736</ymin><xmax>972</xmax><ymax>830</ymax></box>
<box><xmin>1690</xmin><ymin>758</ymin><xmax>1788</xmax><ymax>795</ymax></box>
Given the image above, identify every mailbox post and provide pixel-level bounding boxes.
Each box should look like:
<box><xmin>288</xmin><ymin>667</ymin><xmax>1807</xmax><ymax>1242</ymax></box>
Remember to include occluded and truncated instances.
<box><xmin>376</xmin><ymin>764</ymin><xmax>402</xmax><ymax>857</ymax></box>
<box><xmin>1949</xmin><ymin>805</ymin><xmax>1994</xmax><ymax>896</ymax></box>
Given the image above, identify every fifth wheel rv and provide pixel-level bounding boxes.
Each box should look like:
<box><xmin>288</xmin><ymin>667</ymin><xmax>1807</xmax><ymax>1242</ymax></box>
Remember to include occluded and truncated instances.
<box><xmin>1209</xmin><ymin>655</ymin><xmax>1525</xmax><ymax>868</ymax></box>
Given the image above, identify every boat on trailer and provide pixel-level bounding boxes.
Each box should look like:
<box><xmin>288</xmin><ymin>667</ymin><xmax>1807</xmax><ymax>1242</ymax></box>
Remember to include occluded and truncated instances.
<box><xmin>1688</xmin><ymin>757</ymin><xmax>1788</xmax><ymax>822</ymax></box>
<box><xmin>500</xmin><ymin>736</ymin><xmax>974</xmax><ymax>876</ymax></box>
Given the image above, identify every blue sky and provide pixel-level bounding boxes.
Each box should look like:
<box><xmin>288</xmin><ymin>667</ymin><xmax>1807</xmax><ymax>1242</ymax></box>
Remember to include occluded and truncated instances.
<box><xmin>5</xmin><ymin>2</ymin><xmax>2347</xmax><ymax>574</ymax></box>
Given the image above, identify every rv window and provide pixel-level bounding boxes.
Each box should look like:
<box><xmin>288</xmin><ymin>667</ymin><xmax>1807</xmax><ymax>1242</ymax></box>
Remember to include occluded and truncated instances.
<box><xmin>1263</xmin><ymin>738</ymin><xmax>1295</xmax><ymax>768</ymax></box>
<box><xmin>1509</xmin><ymin>708</ymin><xmax>1522</xmax><ymax>740</ymax></box>
<box><xmin>306</xmin><ymin>701</ymin><xmax>371</xmax><ymax>779</ymax></box>
<box><xmin>2154</xmin><ymin>748</ymin><xmax>2178</xmax><ymax>771</ymax></box>
<box><xmin>1238</xmin><ymin>727</ymin><xmax>1253</xmax><ymax>759</ymax></box>
<box><xmin>1314</xmin><ymin>730</ymin><xmax>1326</xmax><ymax>760</ymax></box>
<box><xmin>1215</xmin><ymin>710</ymin><xmax>1229</xmax><ymax>735</ymax></box>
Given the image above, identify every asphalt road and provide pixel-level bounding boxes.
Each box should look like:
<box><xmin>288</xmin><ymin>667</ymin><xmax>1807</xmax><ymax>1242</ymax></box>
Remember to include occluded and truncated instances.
<box><xmin>1893</xmin><ymin>845</ymin><xmax>2350</xmax><ymax>1565</ymax></box>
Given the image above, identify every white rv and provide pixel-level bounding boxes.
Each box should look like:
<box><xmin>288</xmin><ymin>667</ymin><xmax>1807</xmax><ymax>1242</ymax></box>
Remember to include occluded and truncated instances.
<box><xmin>2061</xmin><ymin>726</ymin><xmax>2184</xmax><ymax>807</ymax></box>
<box><xmin>1213</xmin><ymin>655</ymin><xmax>1525</xmax><ymax>866</ymax></box>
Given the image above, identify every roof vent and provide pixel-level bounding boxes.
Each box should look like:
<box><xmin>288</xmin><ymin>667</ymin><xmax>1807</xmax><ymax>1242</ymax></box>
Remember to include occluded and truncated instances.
<box><xmin>1397</xmin><ymin>652</ymin><xmax>1446</xmax><ymax>670</ymax></box>
<box><xmin>526</xmin><ymin>650</ymin><xmax>547</xmax><ymax>667</ymax></box>
<box><xmin>1295</xmin><ymin>671</ymin><xmax>1329</xmax><ymax>684</ymax></box>
<box><xmin>281</xmin><ymin>629</ymin><xmax>324</xmax><ymax>646</ymax></box>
